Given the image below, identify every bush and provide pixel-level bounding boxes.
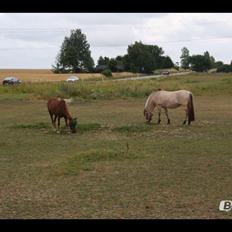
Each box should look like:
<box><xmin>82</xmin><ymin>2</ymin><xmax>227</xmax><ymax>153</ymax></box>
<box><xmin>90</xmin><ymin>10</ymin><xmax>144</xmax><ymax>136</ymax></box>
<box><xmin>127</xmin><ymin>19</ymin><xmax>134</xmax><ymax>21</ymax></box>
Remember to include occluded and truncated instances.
<box><xmin>101</xmin><ymin>69</ymin><xmax>112</xmax><ymax>77</ymax></box>
<box><xmin>216</xmin><ymin>64</ymin><xmax>232</xmax><ymax>73</ymax></box>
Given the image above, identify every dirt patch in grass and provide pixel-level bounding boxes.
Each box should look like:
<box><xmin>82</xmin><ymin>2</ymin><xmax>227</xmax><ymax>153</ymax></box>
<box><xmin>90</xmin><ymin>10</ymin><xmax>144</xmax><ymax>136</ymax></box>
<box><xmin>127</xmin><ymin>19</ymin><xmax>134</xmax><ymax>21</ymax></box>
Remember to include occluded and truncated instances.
<box><xmin>112</xmin><ymin>123</ymin><xmax>153</xmax><ymax>134</ymax></box>
<box><xmin>54</xmin><ymin>147</ymin><xmax>140</xmax><ymax>176</ymax></box>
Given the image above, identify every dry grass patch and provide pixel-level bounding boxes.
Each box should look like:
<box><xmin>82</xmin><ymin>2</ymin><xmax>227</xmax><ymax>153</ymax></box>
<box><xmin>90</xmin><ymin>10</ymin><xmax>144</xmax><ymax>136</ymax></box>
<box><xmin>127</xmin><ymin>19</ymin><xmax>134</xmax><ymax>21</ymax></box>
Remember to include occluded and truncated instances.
<box><xmin>0</xmin><ymin>69</ymin><xmax>140</xmax><ymax>83</ymax></box>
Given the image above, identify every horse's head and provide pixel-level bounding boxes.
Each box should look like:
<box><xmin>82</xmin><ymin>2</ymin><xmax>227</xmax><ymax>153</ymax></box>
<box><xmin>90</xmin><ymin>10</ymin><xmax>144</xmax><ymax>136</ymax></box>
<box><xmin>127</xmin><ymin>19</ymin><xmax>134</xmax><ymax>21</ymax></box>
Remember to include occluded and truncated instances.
<box><xmin>144</xmin><ymin>109</ymin><xmax>153</xmax><ymax>123</ymax></box>
<box><xmin>69</xmin><ymin>118</ymin><xmax>77</xmax><ymax>133</ymax></box>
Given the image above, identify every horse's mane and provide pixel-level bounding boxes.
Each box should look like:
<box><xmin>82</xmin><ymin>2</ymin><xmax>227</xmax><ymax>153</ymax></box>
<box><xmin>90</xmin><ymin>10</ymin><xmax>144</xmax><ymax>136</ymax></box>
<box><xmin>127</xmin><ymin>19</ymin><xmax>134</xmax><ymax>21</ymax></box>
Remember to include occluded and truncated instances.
<box><xmin>144</xmin><ymin>89</ymin><xmax>164</xmax><ymax>112</ymax></box>
<box><xmin>59</xmin><ymin>99</ymin><xmax>72</xmax><ymax>119</ymax></box>
<box><xmin>145</xmin><ymin>91</ymin><xmax>156</xmax><ymax>111</ymax></box>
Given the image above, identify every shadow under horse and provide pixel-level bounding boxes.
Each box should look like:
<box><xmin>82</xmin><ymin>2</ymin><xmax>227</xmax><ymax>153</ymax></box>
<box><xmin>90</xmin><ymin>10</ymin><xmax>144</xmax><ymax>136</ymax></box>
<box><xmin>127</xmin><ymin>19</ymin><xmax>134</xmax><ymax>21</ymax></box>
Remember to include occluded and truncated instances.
<box><xmin>47</xmin><ymin>98</ymin><xmax>77</xmax><ymax>133</ymax></box>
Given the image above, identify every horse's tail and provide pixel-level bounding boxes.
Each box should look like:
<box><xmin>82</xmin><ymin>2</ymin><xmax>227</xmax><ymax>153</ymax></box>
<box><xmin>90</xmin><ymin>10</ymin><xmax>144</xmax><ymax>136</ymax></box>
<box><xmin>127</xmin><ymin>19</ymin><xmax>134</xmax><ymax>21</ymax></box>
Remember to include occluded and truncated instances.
<box><xmin>188</xmin><ymin>93</ymin><xmax>195</xmax><ymax>124</ymax></box>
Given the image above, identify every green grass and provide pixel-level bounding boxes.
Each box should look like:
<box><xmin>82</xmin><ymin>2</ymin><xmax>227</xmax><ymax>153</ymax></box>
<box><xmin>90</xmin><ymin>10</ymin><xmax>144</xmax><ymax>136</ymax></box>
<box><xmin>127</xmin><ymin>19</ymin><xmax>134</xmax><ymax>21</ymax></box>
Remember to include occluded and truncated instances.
<box><xmin>0</xmin><ymin>73</ymin><xmax>232</xmax><ymax>218</ymax></box>
<box><xmin>113</xmin><ymin>123</ymin><xmax>153</xmax><ymax>133</ymax></box>
<box><xmin>77</xmin><ymin>123</ymin><xmax>102</xmax><ymax>133</ymax></box>
<box><xmin>11</xmin><ymin>122</ymin><xmax>102</xmax><ymax>133</ymax></box>
<box><xmin>0</xmin><ymin>73</ymin><xmax>232</xmax><ymax>100</ymax></box>
<box><xmin>55</xmin><ymin>147</ymin><xmax>139</xmax><ymax>176</ymax></box>
<box><xmin>11</xmin><ymin>122</ymin><xmax>50</xmax><ymax>129</ymax></box>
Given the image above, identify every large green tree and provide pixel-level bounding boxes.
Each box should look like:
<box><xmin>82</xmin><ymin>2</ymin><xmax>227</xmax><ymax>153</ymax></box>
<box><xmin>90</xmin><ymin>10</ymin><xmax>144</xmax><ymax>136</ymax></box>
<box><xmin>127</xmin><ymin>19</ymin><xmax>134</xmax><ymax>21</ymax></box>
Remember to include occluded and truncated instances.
<box><xmin>97</xmin><ymin>56</ymin><xmax>110</xmax><ymax>66</ymax></box>
<box><xmin>96</xmin><ymin>55</ymin><xmax>126</xmax><ymax>72</ymax></box>
<box><xmin>52</xmin><ymin>29</ymin><xmax>94</xmax><ymax>73</ymax></box>
<box><xmin>126</xmin><ymin>41</ymin><xmax>165</xmax><ymax>73</ymax></box>
<box><xmin>188</xmin><ymin>55</ymin><xmax>211</xmax><ymax>72</ymax></box>
<box><xmin>160</xmin><ymin>56</ymin><xmax>174</xmax><ymax>69</ymax></box>
<box><xmin>180</xmin><ymin>47</ymin><xmax>190</xmax><ymax>69</ymax></box>
<box><xmin>204</xmin><ymin>51</ymin><xmax>216</xmax><ymax>69</ymax></box>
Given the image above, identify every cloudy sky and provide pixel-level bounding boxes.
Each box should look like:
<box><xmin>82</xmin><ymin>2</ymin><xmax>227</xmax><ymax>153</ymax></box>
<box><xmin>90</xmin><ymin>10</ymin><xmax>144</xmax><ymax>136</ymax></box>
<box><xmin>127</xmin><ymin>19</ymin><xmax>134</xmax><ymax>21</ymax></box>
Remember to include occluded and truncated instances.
<box><xmin>1</xmin><ymin>13</ymin><xmax>232</xmax><ymax>69</ymax></box>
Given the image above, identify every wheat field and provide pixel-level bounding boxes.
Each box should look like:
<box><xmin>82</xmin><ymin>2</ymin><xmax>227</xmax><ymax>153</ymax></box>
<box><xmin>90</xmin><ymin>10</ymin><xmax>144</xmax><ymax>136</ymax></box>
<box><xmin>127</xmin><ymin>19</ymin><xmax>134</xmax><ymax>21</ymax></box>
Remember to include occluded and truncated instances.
<box><xmin>0</xmin><ymin>69</ymin><xmax>140</xmax><ymax>83</ymax></box>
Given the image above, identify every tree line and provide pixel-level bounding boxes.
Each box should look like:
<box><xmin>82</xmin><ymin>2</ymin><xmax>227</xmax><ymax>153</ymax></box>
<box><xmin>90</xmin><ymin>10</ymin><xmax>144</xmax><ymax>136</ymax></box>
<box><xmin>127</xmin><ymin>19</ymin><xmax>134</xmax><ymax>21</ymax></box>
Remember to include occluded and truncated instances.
<box><xmin>180</xmin><ymin>47</ymin><xmax>232</xmax><ymax>72</ymax></box>
<box><xmin>52</xmin><ymin>28</ymin><xmax>232</xmax><ymax>74</ymax></box>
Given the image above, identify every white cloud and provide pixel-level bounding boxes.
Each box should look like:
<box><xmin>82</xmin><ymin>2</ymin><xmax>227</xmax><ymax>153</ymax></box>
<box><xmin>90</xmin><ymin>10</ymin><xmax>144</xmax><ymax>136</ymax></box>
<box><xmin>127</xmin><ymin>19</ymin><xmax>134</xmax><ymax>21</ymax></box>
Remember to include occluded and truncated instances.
<box><xmin>0</xmin><ymin>13</ymin><xmax>232</xmax><ymax>68</ymax></box>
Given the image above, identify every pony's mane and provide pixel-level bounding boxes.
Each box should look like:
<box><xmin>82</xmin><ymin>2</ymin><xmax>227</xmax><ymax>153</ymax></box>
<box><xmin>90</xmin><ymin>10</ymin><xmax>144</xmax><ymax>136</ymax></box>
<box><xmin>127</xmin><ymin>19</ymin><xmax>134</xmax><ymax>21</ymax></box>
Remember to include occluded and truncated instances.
<box><xmin>59</xmin><ymin>99</ymin><xmax>72</xmax><ymax>119</ymax></box>
<box><xmin>144</xmin><ymin>91</ymin><xmax>157</xmax><ymax>111</ymax></box>
<box><xmin>144</xmin><ymin>94</ymin><xmax>151</xmax><ymax>110</ymax></box>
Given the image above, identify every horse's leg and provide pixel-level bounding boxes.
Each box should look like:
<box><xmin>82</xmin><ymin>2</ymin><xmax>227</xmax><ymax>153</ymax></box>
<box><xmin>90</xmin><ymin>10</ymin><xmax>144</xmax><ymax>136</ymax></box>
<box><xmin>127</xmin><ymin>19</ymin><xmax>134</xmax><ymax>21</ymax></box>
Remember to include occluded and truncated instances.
<box><xmin>50</xmin><ymin>113</ymin><xmax>57</xmax><ymax>131</ymax></box>
<box><xmin>64</xmin><ymin>116</ymin><xmax>68</xmax><ymax>127</ymax></box>
<box><xmin>64</xmin><ymin>116</ymin><xmax>70</xmax><ymax>133</ymax></box>
<box><xmin>183</xmin><ymin>108</ymin><xmax>188</xmax><ymax>125</ymax></box>
<box><xmin>53</xmin><ymin>115</ymin><xmax>58</xmax><ymax>131</ymax></box>
<box><xmin>49</xmin><ymin>112</ymin><xmax>54</xmax><ymax>127</ymax></box>
<box><xmin>157</xmin><ymin>107</ymin><xmax>161</xmax><ymax>124</ymax></box>
<box><xmin>164</xmin><ymin>108</ymin><xmax>170</xmax><ymax>124</ymax></box>
<box><xmin>57</xmin><ymin>116</ymin><xmax>61</xmax><ymax>133</ymax></box>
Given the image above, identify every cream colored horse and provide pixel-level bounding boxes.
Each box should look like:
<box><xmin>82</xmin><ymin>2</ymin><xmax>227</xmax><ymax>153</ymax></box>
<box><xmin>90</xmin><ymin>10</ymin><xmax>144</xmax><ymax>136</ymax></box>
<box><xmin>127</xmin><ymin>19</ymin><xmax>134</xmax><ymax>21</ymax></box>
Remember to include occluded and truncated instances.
<box><xmin>144</xmin><ymin>89</ymin><xmax>195</xmax><ymax>125</ymax></box>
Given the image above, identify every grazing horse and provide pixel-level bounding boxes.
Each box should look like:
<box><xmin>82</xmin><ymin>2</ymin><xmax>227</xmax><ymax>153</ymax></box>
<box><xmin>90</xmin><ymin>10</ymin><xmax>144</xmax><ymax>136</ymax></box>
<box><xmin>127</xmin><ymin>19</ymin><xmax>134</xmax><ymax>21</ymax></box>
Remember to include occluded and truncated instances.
<box><xmin>144</xmin><ymin>89</ymin><xmax>195</xmax><ymax>125</ymax></box>
<box><xmin>47</xmin><ymin>98</ymin><xmax>77</xmax><ymax>133</ymax></box>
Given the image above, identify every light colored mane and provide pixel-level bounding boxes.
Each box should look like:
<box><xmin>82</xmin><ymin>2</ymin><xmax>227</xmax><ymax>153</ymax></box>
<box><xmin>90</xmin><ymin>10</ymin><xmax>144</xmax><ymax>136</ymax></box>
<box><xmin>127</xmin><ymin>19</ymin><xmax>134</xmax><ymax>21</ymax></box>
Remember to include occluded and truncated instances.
<box><xmin>144</xmin><ymin>91</ymin><xmax>158</xmax><ymax>112</ymax></box>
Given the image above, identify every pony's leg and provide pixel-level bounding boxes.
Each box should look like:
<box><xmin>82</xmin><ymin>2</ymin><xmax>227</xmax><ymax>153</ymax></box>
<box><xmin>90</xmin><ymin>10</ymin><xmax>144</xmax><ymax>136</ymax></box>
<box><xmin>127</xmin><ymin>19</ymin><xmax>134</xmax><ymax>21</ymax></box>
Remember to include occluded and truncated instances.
<box><xmin>64</xmin><ymin>117</ymin><xmax>70</xmax><ymax>133</ymax></box>
<box><xmin>53</xmin><ymin>115</ymin><xmax>58</xmax><ymax>131</ymax></box>
<box><xmin>164</xmin><ymin>108</ymin><xmax>170</xmax><ymax>124</ymax></box>
<box><xmin>157</xmin><ymin>107</ymin><xmax>161</xmax><ymax>124</ymax></box>
<box><xmin>57</xmin><ymin>117</ymin><xmax>61</xmax><ymax>133</ymax></box>
<box><xmin>49</xmin><ymin>112</ymin><xmax>54</xmax><ymax>127</ymax></box>
<box><xmin>64</xmin><ymin>117</ymin><xmax>68</xmax><ymax>127</ymax></box>
<box><xmin>183</xmin><ymin>109</ymin><xmax>188</xmax><ymax>125</ymax></box>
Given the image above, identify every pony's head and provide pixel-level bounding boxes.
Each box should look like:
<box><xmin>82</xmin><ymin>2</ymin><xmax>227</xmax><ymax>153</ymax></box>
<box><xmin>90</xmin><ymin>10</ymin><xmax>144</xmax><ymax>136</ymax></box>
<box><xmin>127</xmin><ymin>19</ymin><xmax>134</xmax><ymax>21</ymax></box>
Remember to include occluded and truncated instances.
<box><xmin>144</xmin><ymin>109</ymin><xmax>153</xmax><ymax>123</ymax></box>
<box><xmin>69</xmin><ymin>118</ymin><xmax>77</xmax><ymax>133</ymax></box>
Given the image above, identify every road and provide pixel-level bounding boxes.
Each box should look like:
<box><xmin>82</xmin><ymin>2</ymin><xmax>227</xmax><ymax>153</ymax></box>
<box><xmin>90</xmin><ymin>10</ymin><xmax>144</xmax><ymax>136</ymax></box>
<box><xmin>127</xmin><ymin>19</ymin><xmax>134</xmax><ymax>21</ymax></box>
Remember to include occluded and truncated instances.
<box><xmin>109</xmin><ymin>71</ymin><xmax>192</xmax><ymax>82</ymax></box>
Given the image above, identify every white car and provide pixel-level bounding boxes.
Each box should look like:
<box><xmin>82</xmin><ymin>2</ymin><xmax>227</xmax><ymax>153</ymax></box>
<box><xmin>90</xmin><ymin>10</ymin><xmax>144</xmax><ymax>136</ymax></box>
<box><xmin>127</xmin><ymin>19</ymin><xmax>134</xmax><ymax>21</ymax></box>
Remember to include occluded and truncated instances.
<box><xmin>66</xmin><ymin>76</ymin><xmax>80</xmax><ymax>82</ymax></box>
<box><xmin>3</xmin><ymin>76</ymin><xmax>22</xmax><ymax>85</ymax></box>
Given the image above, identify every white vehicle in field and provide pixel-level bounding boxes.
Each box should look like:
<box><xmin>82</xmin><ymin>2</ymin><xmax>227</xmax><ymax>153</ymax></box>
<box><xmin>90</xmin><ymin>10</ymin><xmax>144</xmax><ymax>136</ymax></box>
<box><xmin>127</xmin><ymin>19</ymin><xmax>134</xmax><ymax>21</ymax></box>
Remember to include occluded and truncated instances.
<box><xmin>66</xmin><ymin>76</ymin><xmax>80</xmax><ymax>82</ymax></box>
<box><xmin>2</xmin><ymin>76</ymin><xmax>22</xmax><ymax>85</ymax></box>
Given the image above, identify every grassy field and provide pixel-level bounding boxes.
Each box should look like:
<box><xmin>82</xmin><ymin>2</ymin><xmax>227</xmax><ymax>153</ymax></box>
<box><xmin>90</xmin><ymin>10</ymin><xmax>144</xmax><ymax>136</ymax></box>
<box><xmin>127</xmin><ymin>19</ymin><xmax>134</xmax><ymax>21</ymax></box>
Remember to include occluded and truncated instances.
<box><xmin>0</xmin><ymin>69</ymin><xmax>143</xmax><ymax>82</ymax></box>
<box><xmin>0</xmin><ymin>72</ymin><xmax>232</xmax><ymax>100</ymax></box>
<box><xmin>0</xmin><ymin>72</ymin><xmax>232</xmax><ymax>218</ymax></box>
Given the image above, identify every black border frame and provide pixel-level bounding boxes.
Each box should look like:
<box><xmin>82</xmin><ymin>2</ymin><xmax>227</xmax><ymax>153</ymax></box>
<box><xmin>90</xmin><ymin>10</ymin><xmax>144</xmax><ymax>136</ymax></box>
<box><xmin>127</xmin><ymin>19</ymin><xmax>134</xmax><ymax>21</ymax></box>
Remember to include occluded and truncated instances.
<box><xmin>0</xmin><ymin>0</ymin><xmax>232</xmax><ymax>228</ymax></box>
<box><xmin>0</xmin><ymin>0</ymin><xmax>232</xmax><ymax>13</ymax></box>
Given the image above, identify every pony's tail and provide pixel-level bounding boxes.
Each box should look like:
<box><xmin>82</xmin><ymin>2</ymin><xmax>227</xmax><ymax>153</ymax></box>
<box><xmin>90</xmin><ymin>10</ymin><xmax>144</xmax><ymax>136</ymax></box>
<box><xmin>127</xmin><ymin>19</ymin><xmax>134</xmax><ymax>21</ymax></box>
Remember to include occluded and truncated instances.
<box><xmin>188</xmin><ymin>93</ymin><xmax>195</xmax><ymax>124</ymax></box>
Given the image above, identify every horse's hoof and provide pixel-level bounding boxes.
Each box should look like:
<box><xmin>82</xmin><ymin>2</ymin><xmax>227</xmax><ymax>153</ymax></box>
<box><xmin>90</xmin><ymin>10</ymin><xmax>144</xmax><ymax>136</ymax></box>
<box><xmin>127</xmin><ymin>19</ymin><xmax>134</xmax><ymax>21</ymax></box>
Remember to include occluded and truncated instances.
<box><xmin>56</xmin><ymin>130</ymin><xmax>60</xmax><ymax>134</ymax></box>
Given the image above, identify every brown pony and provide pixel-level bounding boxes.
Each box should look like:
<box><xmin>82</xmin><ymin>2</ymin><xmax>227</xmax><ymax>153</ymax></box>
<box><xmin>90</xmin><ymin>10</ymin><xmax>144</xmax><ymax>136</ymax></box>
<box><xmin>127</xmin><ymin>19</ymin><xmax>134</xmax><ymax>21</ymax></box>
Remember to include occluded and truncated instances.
<box><xmin>47</xmin><ymin>98</ymin><xmax>77</xmax><ymax>133</ymax></box>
